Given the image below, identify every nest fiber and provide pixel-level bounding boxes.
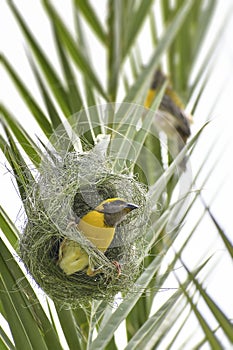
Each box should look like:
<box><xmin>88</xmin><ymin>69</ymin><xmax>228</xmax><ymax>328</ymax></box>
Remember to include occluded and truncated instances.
<box><xmin>20</xmin><ymin>148</ymin><xmax>148</xmax><ymax>307</ymax></box>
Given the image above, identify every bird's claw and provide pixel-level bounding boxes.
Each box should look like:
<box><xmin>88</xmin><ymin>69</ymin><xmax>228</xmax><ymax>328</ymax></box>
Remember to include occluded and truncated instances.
<box><xmin>112</xmin><ymin>261</ymin><xmax>121</xmax><ymax>276</ymax></box>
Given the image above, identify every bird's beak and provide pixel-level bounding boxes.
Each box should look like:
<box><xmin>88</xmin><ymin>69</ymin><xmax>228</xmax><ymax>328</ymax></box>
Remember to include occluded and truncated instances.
<box><xmin>125</xmin><ymin>203</ymin><xmax>139</xmax><ymax>211</ymax></box>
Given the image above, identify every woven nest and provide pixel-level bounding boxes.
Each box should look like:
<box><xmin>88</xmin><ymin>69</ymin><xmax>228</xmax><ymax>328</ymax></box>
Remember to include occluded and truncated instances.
<box><xmin>20</xmin><ymin>147</ymin><xmax>148</xmax><ymax>307</ymax></box>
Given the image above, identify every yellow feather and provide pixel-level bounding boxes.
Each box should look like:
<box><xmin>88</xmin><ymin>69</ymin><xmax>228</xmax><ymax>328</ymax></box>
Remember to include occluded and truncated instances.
<box><xmin>78</xmin><ymin>213</ymin><xmax>115</xmax><ymax>252</ymax></box>
<box><xmin>58</xmin><ymin>239</ymin><xmax>89</xmax><ymax>275</ymax></box>
<box><xmin>144</xmin><ymin>89</ymin><xmax>156</xmax><ymax>108</ymax></box>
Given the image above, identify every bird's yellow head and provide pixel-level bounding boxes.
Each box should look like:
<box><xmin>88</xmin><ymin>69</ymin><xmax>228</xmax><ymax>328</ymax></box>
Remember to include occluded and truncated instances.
<box><xmin>94</xmin><ymin>198</ymin><xmax>138</xmax><ymax>227</ymax></box>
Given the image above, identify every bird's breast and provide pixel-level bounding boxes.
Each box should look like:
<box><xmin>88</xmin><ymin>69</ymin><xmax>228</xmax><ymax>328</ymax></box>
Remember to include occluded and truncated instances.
<box><xmin>77</xmin><ymin>213</ymin><xmax>115</xmax><ymax>252</ymax></box>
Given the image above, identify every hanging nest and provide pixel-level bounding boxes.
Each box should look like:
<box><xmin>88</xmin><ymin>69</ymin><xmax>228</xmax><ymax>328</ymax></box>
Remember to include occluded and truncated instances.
<box><xmin>20</xmin><ymin>146</ymin><xmax>148</xmax><ymax>307</ymax></box>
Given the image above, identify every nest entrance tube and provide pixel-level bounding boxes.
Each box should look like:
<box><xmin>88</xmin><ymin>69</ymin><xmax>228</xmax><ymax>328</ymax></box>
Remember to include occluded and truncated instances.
<box><xmin>20</xmin><ymin>141</ymin><xmax>148</xmax><ymax>307</ymax></box>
